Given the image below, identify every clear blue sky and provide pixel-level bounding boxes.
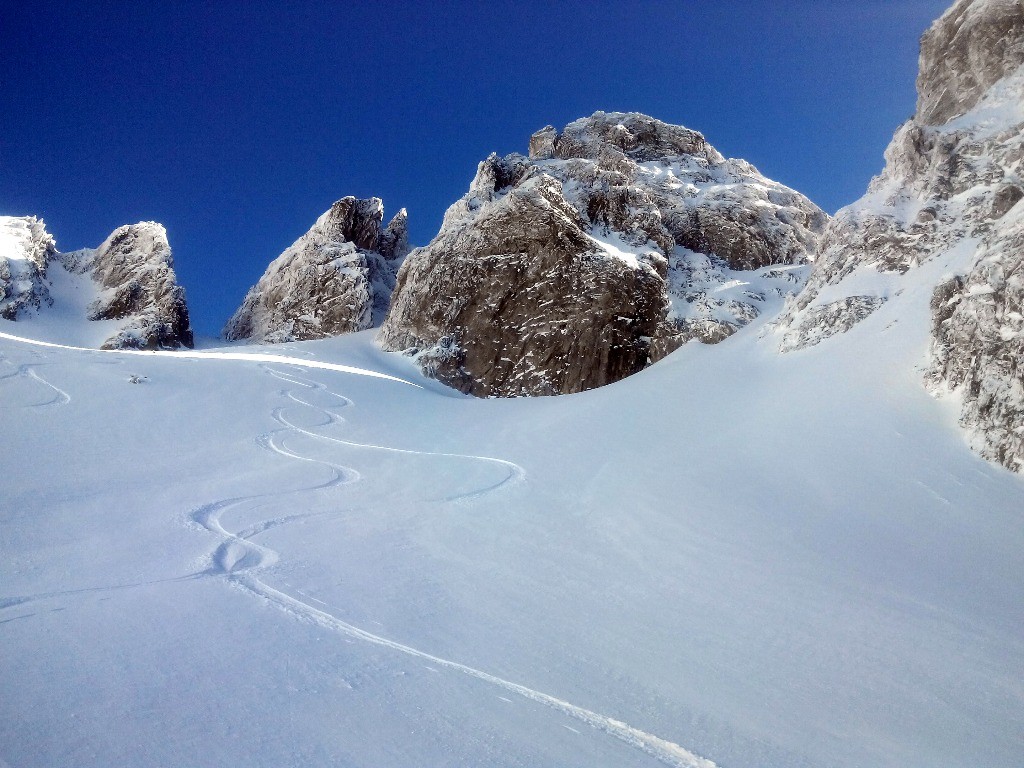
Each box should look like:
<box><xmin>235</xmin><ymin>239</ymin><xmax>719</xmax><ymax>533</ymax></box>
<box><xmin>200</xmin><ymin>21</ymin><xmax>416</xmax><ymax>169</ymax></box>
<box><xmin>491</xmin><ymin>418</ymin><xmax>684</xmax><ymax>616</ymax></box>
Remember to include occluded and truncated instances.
<box><xmin>1</xmin><ymin>0</ymin><xmax>951</xmax><ymax>336</ymax></box>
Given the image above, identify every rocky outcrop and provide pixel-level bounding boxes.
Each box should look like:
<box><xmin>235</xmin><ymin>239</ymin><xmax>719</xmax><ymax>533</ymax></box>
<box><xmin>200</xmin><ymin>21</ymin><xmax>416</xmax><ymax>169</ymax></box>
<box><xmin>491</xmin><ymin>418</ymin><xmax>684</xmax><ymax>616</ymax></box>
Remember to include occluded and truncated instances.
<box><xmin>0</xmin><ymin>216</ymin><xmax>57</xmax><ymax>320</ymax></box>
<box><xmin>380</xmin><ymin>111</ymin><xmax>827</xmax><ymax>396</ymax></box>
<box><xmin>1</xmin><ymin>216</ymin><xmax>192</xmax><ymax>350</ymax></box>
<box><xmin>380</xmin><ymin>174</ymin><xmax>668</xmax><ymax>396</ymax></box>
<box><xmin>777</xmin><ymin>0</ymin><xmax>1024</xmax><ymax>471</ymax></box>
<box><xmin>224</xmin><ymin>197</ymin><xmax>409</xmax><ymax>344</ymax></box>
<box><xmin>72</xmin><ymin>222</ymin><xmax>193</xmax><ymax>349</ymax></box>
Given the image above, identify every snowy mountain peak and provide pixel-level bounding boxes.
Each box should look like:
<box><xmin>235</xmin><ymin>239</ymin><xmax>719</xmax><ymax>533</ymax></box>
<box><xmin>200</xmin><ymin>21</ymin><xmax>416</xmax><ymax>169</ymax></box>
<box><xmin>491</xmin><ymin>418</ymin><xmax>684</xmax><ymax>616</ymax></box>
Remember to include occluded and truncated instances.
<box><xmin>380</xmin><ymin>112</ymin><xmax>826</xmax><ymax>396</ymax></box>
<box><xmin>776</xmin><ymin>0</ymin><xmax>1024</xmax><ymax>472</ymax></box>
<box><xmin>223</xmin><ymin>196</ymin><xmax>409</xmax><ymax>344</ymax></box>
<box><xmin>529</xmin><ymin>111</ymin><xmax>726</xmax><ymax>166</ymax></box>
<box><xmin>80</xmin><ymin>221</ymin><xmax>193</xmax><ymax>349</ymax></box>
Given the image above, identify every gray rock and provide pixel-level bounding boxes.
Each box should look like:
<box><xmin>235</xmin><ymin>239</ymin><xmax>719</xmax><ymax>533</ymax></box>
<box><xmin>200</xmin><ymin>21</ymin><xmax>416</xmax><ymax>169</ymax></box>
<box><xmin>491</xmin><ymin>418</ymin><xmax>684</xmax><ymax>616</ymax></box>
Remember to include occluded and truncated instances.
<box><xmin>224</xmin><ymin>197</ymin><xmax>408</xmax><ymax>344</ymax></box>
<box><xmin>379</xmin><ymin>174</ymin><xmax>668</xmax><ymax>397</ymax></box>
<box><xmin>528</xmin><ymin>125</ymin><xmax>558</xmax><ymax>160</ymax></box>
<box><xmin>778</xmin><ymin>296</ymin><xmax>887</xmax><ymax>353</ymax></box>
<box><xmin>380</xmin><ymin>111</ymin><xmax>826</xmax><ymax>396</ymax></box>
<box><xmin>927</xmin><ymin>210</ymin><xmax>1024</xmax><ymax>472</ymax></box>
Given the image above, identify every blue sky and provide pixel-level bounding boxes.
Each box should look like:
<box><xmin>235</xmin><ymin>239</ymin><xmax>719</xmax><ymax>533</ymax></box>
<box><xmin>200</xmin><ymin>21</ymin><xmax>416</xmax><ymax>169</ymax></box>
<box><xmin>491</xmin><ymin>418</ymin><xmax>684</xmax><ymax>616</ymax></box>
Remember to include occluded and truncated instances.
<box><xmin>1</xmin><ymin>0</ymin><xmax>951</xmax><ymax>336</ymax></box>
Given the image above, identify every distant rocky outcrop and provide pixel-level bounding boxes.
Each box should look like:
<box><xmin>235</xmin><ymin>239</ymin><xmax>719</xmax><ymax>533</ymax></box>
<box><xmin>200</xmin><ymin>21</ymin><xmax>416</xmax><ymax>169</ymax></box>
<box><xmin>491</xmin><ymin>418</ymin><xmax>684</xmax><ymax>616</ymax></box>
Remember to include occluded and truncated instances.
<box><xmin>1</xmin><ymin>216</ymin><xmax>193</xmax><ymax>350</ymax></box>
<box><xmin>379</xmin><ymin>111</ymin><xmax>827</xmax><ymax>396</ymax></box>
<box><xmin>224</xmin><ymin>197</ymin><xmax>409</xmax><ymax>344</ymax></box>
<box><xmin>0</xmin><ymin>216</ymin><xmax>57</xmax><ymax>320</ymax></box>
<box><xmin>777</xmin><ymin>0</ymin><xmax>1024</xmax><ymax>472</ymax></box>
<box><xmin>78</xmin><ymin>222</ymin><xmax>193</xmax><ymax>349</ymax></box>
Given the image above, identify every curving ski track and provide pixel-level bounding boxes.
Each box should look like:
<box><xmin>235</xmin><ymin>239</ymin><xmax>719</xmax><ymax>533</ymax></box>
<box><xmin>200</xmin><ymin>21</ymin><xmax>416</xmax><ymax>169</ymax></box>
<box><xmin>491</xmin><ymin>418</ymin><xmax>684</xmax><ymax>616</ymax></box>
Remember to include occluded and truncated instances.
<box><xmin>0</xmin><ymin>352</ymin><xmax>71</xmax><ymax>408</ymax></box>
<box><xmin>193</xmin><ymin>364</ymin><xmax>714</xmax><ymax>768</ymax></box>
<box><xmin>0</xmin><ymin>331</ymin><xmax>716</xmax><ymax>768</ymax></box>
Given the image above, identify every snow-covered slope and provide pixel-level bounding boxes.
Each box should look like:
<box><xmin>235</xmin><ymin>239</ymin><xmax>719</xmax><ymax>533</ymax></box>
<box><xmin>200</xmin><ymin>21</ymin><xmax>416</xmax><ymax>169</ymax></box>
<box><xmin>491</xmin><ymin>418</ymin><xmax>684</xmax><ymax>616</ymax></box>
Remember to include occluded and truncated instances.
<box><xmin>380</xmin><ymin>112</ymin><xmax>827</xmax><ymax>396</ymax></box>
<box><xmin>224</xmin><ymin>197</ymin><xmax>409</xmax><ymax>344</ymax></box>
<box><xmin>776</xmin><ymin>0</ymin><xmax>1024</xmax><ymax>472</ymax></box>
<box><xmin>3</xmin><ymin>3</ymin><xmax>1023</xmax><ymax>766</ymax></box>
<box><xmin>2</xmin><ymin>291</ymin><xmax>1022</xmax><ymax>767</ymax></box>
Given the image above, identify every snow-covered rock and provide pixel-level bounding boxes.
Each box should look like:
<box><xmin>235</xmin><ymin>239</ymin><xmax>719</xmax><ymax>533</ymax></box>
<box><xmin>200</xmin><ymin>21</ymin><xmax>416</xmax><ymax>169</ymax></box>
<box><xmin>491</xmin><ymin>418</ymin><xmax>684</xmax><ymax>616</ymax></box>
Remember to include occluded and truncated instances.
<box><xmin>777</xmin><ymin>0</ymin><xmax>1024</xmax><ymax>472</ymax></box>
<box><xmin>380</xmin><ymin>111</ymin><xmax>827</xmax><ymax>396</ymax></box>
<box><xmin>224</xmin><ymin>197</ymin><xmax>409</xmax><ymax>344</ymax></box>
<box><xmin>0</xmin><ymin>217</ymin><xmax>193</xmax><ymax>350</ymax></box>
<box><xmin>916</xmin><ymin>0</ymin><xmax>1024</xmax><ymax>125</ymax></box>
<box><xmin>77</xmin><ymin>222</ymin><xmax>193</xmax><ymax>349</ymax></box>
<box><xmin>0</xmin><ymin>216</ymin><xmax>57</xmax><ymax>320</ymax></box>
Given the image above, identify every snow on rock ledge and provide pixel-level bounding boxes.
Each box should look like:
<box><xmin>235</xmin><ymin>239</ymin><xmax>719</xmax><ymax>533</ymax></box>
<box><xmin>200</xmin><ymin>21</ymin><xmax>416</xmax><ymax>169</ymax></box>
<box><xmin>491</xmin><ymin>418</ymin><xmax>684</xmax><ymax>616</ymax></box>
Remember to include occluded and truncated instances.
<box><xmin>224</xmin><ymin>197</ymin><xmax>409</xmax><ymax>344</ymax></box>
<box><xmin>379</xmin><ymin>111</ymin><xmax>827</xmax><ymax>397</ymax></box>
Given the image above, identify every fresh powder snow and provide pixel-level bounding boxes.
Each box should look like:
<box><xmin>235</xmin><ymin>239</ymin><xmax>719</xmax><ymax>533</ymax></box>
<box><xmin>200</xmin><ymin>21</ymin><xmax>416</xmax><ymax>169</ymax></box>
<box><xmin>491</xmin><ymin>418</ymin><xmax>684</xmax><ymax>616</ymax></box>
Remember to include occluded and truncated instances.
<box><xmin>2</xmin><ymin>267</ymin><xmax>1022</xmax><ymax>767</ymax></box>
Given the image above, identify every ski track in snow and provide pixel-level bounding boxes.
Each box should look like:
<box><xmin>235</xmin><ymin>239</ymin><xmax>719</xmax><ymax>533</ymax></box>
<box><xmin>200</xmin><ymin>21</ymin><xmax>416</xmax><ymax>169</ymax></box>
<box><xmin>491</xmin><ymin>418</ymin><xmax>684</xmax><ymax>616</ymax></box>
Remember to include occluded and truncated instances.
<box><xmin>0</xmin><ymin>330</ymin><xmax>716</xmax><ymax>768</ymax></box>
<box><xmin>193</xmin><ymin>364</ymin><xmax>714</xmax><ymax>768</ymax></box>
<box><xmin>0</xmin><ymin>352</ymin><xmax>71</xmax><ymax>408</ymax></box>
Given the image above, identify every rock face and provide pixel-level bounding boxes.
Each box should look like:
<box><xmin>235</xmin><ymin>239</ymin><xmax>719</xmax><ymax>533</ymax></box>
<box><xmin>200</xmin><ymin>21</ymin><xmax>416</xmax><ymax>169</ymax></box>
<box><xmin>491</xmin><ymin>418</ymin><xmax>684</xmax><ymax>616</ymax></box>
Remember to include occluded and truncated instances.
<box><xmin>777</xmin><ymin>0</ymin><xmax>1024</xmax><ymax>472</ymax></box>
<box><xmin>917</xmin><ymin>0</ymin><xmax>1024</xmax><ymax>125</ymax></box>
<box><xmin>0</xmin><ymin>216</ymin><xmax>57</xmax><ymax>320</ymax></box>
<box><xmin>224</xmin><ymin>197</ymin><xmax>409</xmax><ymax>343</ymax></box>
<box><xmin>928</xmin><ymin>184</ymin><xmax>1024</xmax><ymax>472</ymax></box>
<box><xmin>379</xmin><ymin>111</ymin><xmax>827</xmax><ymax>396</ymax></box>
<box><xmin>80</xmin><ymin>222</ymin><xmax>193</xmax><ymax>349</ymax></box>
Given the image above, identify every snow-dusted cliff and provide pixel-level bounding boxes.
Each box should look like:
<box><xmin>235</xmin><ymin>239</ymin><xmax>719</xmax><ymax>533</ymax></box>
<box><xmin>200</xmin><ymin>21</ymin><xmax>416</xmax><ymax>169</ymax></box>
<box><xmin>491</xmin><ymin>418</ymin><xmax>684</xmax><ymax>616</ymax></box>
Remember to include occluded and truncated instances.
<box><xmin>0</xmin><ymin>216</ymin><xmax>193</xmax><ymax>349</ymax></box>
<box><xmin>380</xmin><ymin>112</ymin><xmax>827</xmax><ymax>396</ymax></box>
<box><xmin>224</xmin><ymin>197</ymin><xmax>409</xmax><ymax>344</ymax></box>
<box><xmin>0</xmin><ymin>216</ymin><xmax>58</xmax><ymax>320</ymax></box>
<box><xmin>777</xmin><ymin>0</ymin><xmax>1024</xmax><ymax>472</ymax></box>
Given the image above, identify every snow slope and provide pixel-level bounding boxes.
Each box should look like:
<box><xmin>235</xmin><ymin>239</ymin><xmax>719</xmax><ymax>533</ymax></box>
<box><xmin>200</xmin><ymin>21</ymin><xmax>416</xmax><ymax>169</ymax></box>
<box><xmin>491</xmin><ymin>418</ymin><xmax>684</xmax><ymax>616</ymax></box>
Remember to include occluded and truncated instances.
<box><xmin>2</xmin><ymin>264</ymin><xmax>1022</xmax><ymax>767</ymax></box>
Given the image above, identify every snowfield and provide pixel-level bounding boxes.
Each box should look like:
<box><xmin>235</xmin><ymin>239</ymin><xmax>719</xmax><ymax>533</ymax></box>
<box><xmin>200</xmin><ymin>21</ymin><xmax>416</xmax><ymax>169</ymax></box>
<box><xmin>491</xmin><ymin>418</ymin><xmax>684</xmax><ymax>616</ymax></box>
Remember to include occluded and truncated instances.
<box><xmin>1</xmin><ymin>265</ymin><xmax>1023</xmax><ymax>767</ymax></box>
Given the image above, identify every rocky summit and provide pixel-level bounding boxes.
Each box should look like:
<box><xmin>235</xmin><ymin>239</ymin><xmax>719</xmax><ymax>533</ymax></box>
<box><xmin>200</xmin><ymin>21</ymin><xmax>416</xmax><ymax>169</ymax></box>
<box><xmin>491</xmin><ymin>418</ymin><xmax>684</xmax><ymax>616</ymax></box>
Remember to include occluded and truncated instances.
<box><xmin>224</xmin><ymin>197</ymin><xmax>409</xmax><ymax>344</ymax></box>
<box><xmin>77</xmin><ymin>222</ymin><xmax>193</xmax><ymax>349</ymax></box>
<box><xmin>379</xmin><ymin>111</ymin><xmax>827</xmax><ymax>397</ymax></box>
<box><xmin>777</xmin><ymin>0</ymin><xmax>1024</xmax><ymax>471</ymax></box>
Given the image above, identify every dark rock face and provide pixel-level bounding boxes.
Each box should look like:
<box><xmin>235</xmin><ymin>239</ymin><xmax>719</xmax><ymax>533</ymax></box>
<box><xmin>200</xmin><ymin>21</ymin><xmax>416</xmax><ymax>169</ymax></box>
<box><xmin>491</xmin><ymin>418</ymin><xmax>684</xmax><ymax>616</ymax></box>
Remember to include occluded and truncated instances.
<box><xmin>380</xmin><ymin>111</ymin><xmax>826</xmax><ymax>396</ymax></box>
<box><xmin>0</xmin><ymin>216</ymin><xmax>57</xmax><ymax>320</ymax></box>
<box><xmin>84</xmin><ymin>222</ymin><xmax>193</xmax><ymax>349</ymax></box>
<box><xmin>223</xmin><ymin>197</ymin><xmax>409</xmax><ymax>343</ymax></box>
<box><xmin>379</xmin><ymin>175</ymin><xmax>668</xmax><ymax>396</ymax></box>
<box><xmin>778</xmin><ymin>0</ymin><xmax>1024</xmax><ymax>471</ymax></box>
<box><xmin>917</xmin><ymin>0</ymin><xmax>1024</xmax><ymax>125</ymax></box>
